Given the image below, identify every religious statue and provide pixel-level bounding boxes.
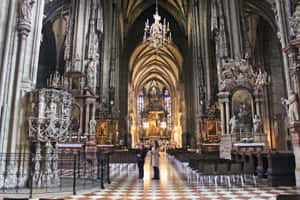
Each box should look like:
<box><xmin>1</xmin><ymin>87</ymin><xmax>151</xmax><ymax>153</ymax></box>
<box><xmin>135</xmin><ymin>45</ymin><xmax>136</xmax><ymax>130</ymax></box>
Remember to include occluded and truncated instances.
<box><xmin>32</xmin><ymin>142</ymin><xmax>43</xmax><ymax>187</ymax></box>
<box><xmin>48</xmin><ymin>100</ymin><xmax>57</xmax><ymax>118</ymax></box>
<box><xmin>222</xmin><ymin>58</ymin><xmax>234</xmax><ymax>79</ymax></box>
<box><xmin>45</xmin><ymin>141</ymin><xmax>53</xmax><ymax>174</ymax></box>
<box><xmin>64</xmin><ymin>78</ymin><xmax>69</xmax><ymax>90</ymax></box>
<box><xmin>253</xmin><ymin>115</ymin><xmax>262</xmax><ymax>134</ymax></box>
<box><xmin>236</xmin><ymin>72</ymin><xmax>246</xmax><ymax>85</ymax></box>
<box><xmin>89</xmin><ymin>119</ymin><xmax>97</xmax><ymax>134</ymax></box>
<box><xmin>255</xmin><ymin>69</ymin><xmax>270</xmax><ymax>87</ymax></box>
<box><xmin>150</xmin><ymin>86</ymin><xmax>157</xmax><ymax>97</ymax></box>
<box><xmin>238</xmin><ymin>58</ymin><xmax>253</xmax><ymax>75</ymax></box>
<box><xmin>282</xmin><ymin>91</ymin><xmax>300</xmax><ymax>122</ymax></box>
<box><xmin>19</xmin><ymin>0</ymin><xmax>36</xmax><ymax>24</ymax></box>
<box><xmin>87</xmin><ymin>60</ymin><xmax>97</xmax><ymax>91</ymax></box>
<box><xmin>229</xmin><ymin>115</ymin><xmax>237</xmax><ymax>134</ymax></box>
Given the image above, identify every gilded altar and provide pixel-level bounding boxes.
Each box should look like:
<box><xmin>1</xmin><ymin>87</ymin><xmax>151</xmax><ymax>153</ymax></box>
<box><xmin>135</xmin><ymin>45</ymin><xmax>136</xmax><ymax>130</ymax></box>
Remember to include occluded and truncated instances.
<box><xmin>138</xmin><ymin>81</ymin><xmax>171</xmax><ymax>142</ymax></box>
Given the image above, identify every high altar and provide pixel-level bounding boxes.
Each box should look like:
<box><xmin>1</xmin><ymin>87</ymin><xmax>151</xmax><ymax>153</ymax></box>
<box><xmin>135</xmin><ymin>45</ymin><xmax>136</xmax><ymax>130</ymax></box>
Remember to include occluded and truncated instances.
<box><xmin>139</xmin><ymin>81</ymin><xmax>171</xmax><ymax>142</ymax></box>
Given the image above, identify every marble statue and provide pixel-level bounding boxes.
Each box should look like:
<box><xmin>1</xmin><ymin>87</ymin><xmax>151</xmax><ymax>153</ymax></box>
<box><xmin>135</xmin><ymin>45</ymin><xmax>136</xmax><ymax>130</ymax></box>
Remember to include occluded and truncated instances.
<box><xmin>89</xmin><ymin>119</ymin><xmax>97</xmax><ymax>134</ymax></box>
<box><xmin>229</xmin><ymin>115</ymin><xmax>237</xmax><ymax>134</ymax></box>
<box><xmin>253</xmin><ymin>115</ymin><xmax>262</xmax><ymax>133</ymax></box>
<box><xmin>87</xmin><ymin>60</ymin><xmax>97</xmax><ymax>91</ymax></box>
<box><xmin>282</xmin><ymin>92</ymin><xmax>300</xmax><ymax>122</ymax></box>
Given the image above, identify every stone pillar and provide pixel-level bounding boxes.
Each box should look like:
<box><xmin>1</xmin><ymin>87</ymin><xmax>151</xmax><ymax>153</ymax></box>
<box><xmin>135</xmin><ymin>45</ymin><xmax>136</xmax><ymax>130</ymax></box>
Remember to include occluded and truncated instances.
<box><xmin>85</xmin><ymin>102</ymin><xmax>90</xmax><ymax>137</ymax></box>
<box><xmin>218</xmin><ymin>92</ymin><xmax>232</xmax><ymax>159</ymax></box>
<box><xmin>283</xmin><ymin>41</ymin><xmax>300</xmax><ymax>99</ymax></box>
<box><xmin>9</xmin><ymin>2</ymin><xmax>34</xmax><ymax>152</ymax></box>
<box><xmin>254</xmin><ymin>91</ymin><xmax>268</xmax><ymax>145</ymax></box>
<box><xmin>219</xmin><ymin>101</ymin><xmax>225</xmax><ymax>135</ymax></box>
<box><xmin>4</xmin><ymin>1</ymin><xmax>38</xmax><ymax>188</ymax></box>
<box><xmin>274</xmin><ymin>0</ymin><xmax>292</xmax><ymax>93</ymax></box>
<box><xmin>102</xmin><ymin>1</ymin><xmax>116</xmax><ymax>103</ymax></box>
<box><xmin>223</xmin><ymin>0</ymin><xmax>243</xmax><ymax>59</ymax></box>
<box><xmin>225</xmin><ymin>100</ymin><xmax>230</xmax><ymax>134</ymax></box>
<box><xmin>283</xmin><ymin>2</ymin><xmax>300</xmax><ymax>178</ymax></box>
<box><xmin>91</xmin><ymin>103</ymin><xmax>96</xmax><ymax>120</ymax></box>
<box><xmin>280</xmin><ymin>2</ymin><xmax>300</xmax><ymax>184</ymax></box>
<box><xmin>0</xmin><ymin>2</ymin><xmax>17</xmax><ymax>149</ymax></box>
<box><xmin>79</xmin><ymin>105</ymin><xmax>84</xmax><ymax>139</ymax></box>
<box><xmin>218</xmin><ymin>92</ymin><xmax>230</xmax><ymax>135</ymax></box>
<box><xmin>254</xmin><ymin>92</ymin><xmax>263</xmax><ymax>117</ymax></box>
<box><xmin>282</xmin><ymin>1</ymin><xmax>300</xmax><ymax>152</ymax></box>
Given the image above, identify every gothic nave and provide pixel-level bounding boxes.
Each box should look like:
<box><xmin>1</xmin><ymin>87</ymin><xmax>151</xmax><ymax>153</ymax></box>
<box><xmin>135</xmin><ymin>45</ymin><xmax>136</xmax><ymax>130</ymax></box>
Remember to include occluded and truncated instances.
<box><xmin>0</xmin><ymin>0</ymin><xmax>300</xmax><ymax>199</ymax></box>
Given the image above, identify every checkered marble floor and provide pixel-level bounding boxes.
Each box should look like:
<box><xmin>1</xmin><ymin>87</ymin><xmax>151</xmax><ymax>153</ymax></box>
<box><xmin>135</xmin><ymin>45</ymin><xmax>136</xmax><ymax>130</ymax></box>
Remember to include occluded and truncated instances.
<box><xmin>56</xmin><ymin>153</ymin><xmax>300</xmax><ymax>200</ymax></box>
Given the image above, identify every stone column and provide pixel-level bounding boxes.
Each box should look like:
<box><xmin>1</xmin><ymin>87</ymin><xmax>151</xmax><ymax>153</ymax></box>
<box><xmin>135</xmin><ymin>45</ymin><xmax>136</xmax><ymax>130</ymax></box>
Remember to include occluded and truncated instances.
<box><xmin>0</xmin><ymin>2</ymin><xmax>17</xmax><ymax>149</ymax></box>
<box><xmin>223</xmin><ymin>0</ymin><xmax>243</xmax><ymax>59</ymax></box>
<box><xmin>282</xmin><ymin>2</ymin><xmax>300</xmax><ymax>156</ymax></box>
<box><xmin>91</xmin><ymin>103</ymin><xmax>96</xmax><ymax>120</ymax></box>
<box><xmin>85</xmin><ymin>102</ymin><xmax>90</xmax><ymax>138</ymax></box>
<box><xmin>5</xmin><ymin>1</ymin><xmax>38</xmax><ymax>187</ymax></box>
<box><xmin>9</xmin><ymin>3</ymin><xmax>33</xmax><ymax>152</ymax></box>
<box><xmin>218</xmin><ymin>92</ymin><xmax>232</xmax><ymax>159</ymax></box>
<box><xmin>102</xmin><ymin>1</ymin><xmax>115</xmax><ymax>103</ymax></box>
<box><xmin>79</xmin><ymin>106</ymin><xmax>83</xmax><ymax>139</ymax></box>
<box><xmin>274</xmin><ymin>0</ymin><xmax>292</xmax><ymax>94</ymax></box>
<box><xmin>254</xmin><ymin>90</ymin><xmax>265</xmax><ymax>117</ymax></box>
<box><xmin>283</xmin><ymin>42</ymin><xmax>300</xmax><ymax>98</ymax></box>
<box><xmin>225</xmin><ymin>100</ymin><xmax>230</xmax><ymax>134</ymax></box>
<box><xmin>219</xmin><ymin>101</ymin><xmax>225</xmax><ymax>135</ymax></box>
<box><xmin>254</xmin><ymin>91</ymin><xmax>268</xmax><ymax>145</ymax></box>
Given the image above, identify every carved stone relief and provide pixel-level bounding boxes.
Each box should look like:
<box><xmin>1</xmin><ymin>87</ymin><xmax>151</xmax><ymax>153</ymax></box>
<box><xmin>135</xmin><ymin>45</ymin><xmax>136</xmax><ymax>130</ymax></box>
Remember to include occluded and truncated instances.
<box><xmin>18</xmin><ymin>0</ymin><xmax>36</xmax><ymax>25</ymax></box>
<box><xmin>28</xmin><ymin>88</ymin><xmax>72</xmax><ymax>187</ymax></box>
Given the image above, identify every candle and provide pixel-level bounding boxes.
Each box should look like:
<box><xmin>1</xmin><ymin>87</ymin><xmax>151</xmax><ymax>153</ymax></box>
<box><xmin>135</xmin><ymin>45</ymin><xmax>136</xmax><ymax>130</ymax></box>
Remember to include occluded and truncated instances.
<box><xmin>240</xmin><ymin>128</ymin><xmax>242</xmax><ymax>142</ymax></box>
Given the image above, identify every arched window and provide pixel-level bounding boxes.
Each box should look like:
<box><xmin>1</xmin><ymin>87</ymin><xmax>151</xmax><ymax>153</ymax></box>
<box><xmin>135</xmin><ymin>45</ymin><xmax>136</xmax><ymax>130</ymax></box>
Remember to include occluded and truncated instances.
<box><xmin>163</xmin><ymin>89</ymin><xmax>171</xmax><ymax>130</ymax></box>
<box><xmin>137</xmin><ymin>91</ymin><xmax>144</xmax><ymax>127</ymax></box>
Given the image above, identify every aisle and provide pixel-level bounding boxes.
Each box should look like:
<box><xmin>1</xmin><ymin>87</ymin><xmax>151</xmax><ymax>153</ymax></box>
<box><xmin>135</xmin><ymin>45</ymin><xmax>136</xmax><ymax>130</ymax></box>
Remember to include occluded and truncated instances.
<box><xmin>59</xmin><ymin>153</ymin><xmax>299</xmax><ymax>200</ymax></box>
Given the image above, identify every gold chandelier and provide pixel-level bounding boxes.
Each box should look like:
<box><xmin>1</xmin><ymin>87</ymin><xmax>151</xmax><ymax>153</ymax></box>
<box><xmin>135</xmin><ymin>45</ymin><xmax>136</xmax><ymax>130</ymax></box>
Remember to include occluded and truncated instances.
<box><xmin>143</xmin><ymin>0</ymin><xmax>171</xmax><ymax>49</ymax></box>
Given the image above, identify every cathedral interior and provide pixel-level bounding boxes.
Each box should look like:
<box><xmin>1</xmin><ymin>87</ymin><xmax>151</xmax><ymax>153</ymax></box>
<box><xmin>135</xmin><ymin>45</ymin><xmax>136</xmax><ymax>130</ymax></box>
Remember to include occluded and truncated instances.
<box><xmin>0</xmin><ymin>0</ymin><xmax>300</xmax><ymax>199</ymax></box>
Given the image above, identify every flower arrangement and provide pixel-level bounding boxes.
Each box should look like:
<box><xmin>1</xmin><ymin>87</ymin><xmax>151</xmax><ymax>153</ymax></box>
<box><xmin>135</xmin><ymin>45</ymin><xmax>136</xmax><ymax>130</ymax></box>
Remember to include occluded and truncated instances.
<box><xmin>105</xmin><ymin>140</ymin><xmax>112</xmax><ymax>145</ymax></box>
<box><xmin>204</xmin><ymin>135</ymin><xmax>220</xmax><ymax>143</ymax></box>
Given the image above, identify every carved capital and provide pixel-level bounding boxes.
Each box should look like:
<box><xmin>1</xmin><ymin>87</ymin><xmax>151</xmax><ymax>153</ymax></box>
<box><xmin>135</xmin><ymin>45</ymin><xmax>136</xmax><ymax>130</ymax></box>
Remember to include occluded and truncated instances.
<box><xmin>18</xmin><ymin>0</ymin><xmax>36</xmax><ymax>36</ymax></box>
<box><xmin>17</xmin><ymin>21</ymin><xmax>31</xmax><ymax>37</ymax></box>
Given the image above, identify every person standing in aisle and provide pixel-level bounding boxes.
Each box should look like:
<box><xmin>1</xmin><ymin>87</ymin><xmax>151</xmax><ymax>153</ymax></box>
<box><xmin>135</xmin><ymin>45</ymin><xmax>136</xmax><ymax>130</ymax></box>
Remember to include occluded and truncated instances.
<box><xmin>136</xmin><ymin>144</ymin><xmax>147</xmax><ymax>179</ymax></box>
<box><xmin>151</xmin><ymin>140</ymin><xmax>160</xmax><ymax>180</ymax></box>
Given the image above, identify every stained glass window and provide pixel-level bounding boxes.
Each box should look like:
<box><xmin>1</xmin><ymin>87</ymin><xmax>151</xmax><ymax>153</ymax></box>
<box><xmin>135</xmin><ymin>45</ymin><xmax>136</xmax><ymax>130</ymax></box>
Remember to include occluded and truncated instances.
<box><xmin>163</xmin><ymin>89</ymin><xmax>171</xmax><ymax>130</ymax></box>
<box><xmin>137</xmin><ymin>91</ymin><xmax>144</xmax><ymax>127</ymax></box>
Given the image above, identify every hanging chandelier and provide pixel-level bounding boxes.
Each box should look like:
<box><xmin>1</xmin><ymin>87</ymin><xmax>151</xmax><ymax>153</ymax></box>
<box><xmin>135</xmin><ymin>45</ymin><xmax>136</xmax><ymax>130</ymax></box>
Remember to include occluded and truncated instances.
<box><xmin>143</xmin><ymin>0</ymin><xmax>171</xmax><ymax>49</ymax></box>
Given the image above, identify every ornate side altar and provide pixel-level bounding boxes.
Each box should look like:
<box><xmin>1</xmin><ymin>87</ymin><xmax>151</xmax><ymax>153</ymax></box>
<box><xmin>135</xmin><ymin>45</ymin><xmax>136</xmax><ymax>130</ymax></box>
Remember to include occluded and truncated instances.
<box><xmin>218</xmin><ymin>57</ymin><xmax>270</xmax><ymax>159</ymax></box>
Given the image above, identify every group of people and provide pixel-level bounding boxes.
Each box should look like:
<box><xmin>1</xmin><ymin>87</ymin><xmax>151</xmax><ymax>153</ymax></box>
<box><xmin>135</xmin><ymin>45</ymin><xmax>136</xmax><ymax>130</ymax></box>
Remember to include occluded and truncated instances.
<box><xmin>135</xmin><ymin>141</ymin><xmax>160</xmax><ymax>180</ymax></box>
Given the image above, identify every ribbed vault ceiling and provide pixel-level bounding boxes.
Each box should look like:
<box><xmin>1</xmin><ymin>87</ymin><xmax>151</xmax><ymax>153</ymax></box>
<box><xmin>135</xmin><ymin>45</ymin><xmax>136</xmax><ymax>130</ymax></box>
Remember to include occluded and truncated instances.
<box><xmin>129</xmin><ymin>42</ymin><xmax>183</xmax><ymax>97</ymax></box>
<box><xmin>121</xmin><ymin>0</ymin><xmax>189</xmax><ymax>35</ymax></box>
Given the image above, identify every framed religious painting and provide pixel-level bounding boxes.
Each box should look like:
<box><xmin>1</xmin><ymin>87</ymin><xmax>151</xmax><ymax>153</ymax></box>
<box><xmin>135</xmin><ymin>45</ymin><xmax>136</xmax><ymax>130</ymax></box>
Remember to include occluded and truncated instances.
<box><xmin>231</xmin><ymin>89</ymin><xmax>254</xmax><ymax>132</ymax></box>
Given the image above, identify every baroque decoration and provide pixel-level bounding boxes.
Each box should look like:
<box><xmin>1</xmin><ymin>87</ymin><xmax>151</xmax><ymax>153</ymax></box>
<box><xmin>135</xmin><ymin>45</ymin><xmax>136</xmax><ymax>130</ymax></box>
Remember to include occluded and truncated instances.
<box><xmin>220</xmin><ymin>57</ymin><xmax>270</xmax><ymax>92</ymax></box>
